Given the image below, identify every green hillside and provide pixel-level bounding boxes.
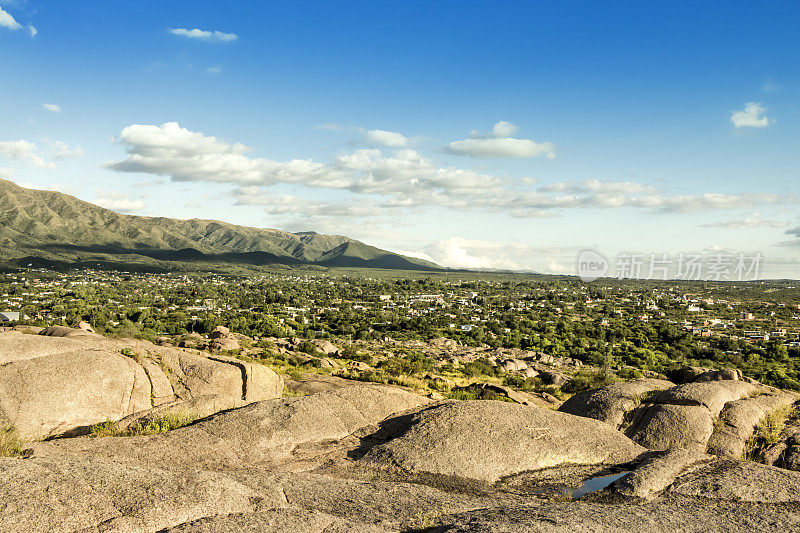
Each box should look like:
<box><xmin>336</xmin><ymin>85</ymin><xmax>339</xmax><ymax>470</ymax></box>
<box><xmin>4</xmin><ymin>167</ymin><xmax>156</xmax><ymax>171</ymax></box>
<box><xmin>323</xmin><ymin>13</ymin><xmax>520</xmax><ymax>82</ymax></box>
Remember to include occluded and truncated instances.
<box><xmin>0</xmin><ymin>179</ymin><xmax>440</xmax><ymax>272</ymax></box>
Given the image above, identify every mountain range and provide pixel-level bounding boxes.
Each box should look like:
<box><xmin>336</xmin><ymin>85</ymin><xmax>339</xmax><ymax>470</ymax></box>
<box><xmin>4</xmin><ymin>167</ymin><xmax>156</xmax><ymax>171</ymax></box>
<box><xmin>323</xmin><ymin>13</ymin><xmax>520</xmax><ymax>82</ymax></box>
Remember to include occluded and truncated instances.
<box><xmin>0</xmin><ymin>179</ymin><xmax>440</xmax><ymax>272</ymax></box>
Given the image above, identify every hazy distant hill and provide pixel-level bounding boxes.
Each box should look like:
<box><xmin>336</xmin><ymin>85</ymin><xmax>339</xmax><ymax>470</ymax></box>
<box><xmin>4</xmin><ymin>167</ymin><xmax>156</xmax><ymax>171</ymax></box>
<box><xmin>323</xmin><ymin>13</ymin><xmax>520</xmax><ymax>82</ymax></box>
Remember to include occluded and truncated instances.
<box><xmin>0</xmin><ymin>179</ymin><xmax>440</xmax><ymax>272</ymax></box>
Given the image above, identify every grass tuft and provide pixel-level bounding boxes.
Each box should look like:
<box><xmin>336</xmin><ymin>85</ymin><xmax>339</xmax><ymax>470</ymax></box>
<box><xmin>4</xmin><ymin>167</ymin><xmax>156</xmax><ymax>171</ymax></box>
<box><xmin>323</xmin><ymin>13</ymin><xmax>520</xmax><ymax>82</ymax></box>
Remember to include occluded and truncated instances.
<box><xmin>0</xmin><ymin>424</ymin><xmax>25</xmax><ymax>457</ymax></box>
<box><xmin>743</xmin><ymin>405</ymin><xmax>795</xmax><ymax>463</ymax></box>
<box><xmin>91</xmin><ymin>411</ymin><xmax>196</xmax><ymax>438</ymax></box>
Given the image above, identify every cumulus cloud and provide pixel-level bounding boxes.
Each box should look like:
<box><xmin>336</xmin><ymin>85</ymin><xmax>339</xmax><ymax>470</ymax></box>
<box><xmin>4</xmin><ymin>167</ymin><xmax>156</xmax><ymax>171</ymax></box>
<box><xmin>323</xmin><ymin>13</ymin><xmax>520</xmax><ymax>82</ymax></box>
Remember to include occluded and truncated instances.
<box><xmin>27</xmin><ymin>24</ymin><xmax>36</xmax><ymax>37</ymax></box>
<box><xmin>0</xmin><ymin>6</ymin><xmax>21</xmax><ymax>30</ymax></box>
<box><xmin>169</xmin><ymin>28</ymin><xmax>238</xmax><ymax>42</ymax></box>
<box><xmin>404</xmin><ymin>237</ymin><xmax>577</xmax><ymax>272</ymax></box>
<box><xmin>94</xmin><ymin>192</ymin><xmax>145</xmax><ymax>213</ymax></box>
<box><xmin>104</xmin><ymin>122</ymin><xmax>502</xmax><ymax>200</ymax></box>
<box><xmin>105</xmin><ymin>122</ymin><xmax>352</xmax><ymax>188</ymax></box>
<box><xmin>0</xmin><ymin>140</ymin><xmax>55</xmax><ymax>169</ymax></box>
<box><xmin>415</xmin><ymin>237</ymin><xmax>529</xmax><ymax>270</ymax></box>
<box><xmin>104</xmin><ymin>122</ymin><xmax>800</xmax><ymax>220</ymax></box>
<box><xmin>364</xmin><ymin>129</ymin><xmax>408</xmax><ymax>147</ymax></box>
<box><xmin>42</xmin><ymin>103</ymin><xmax>61</xmax><ymax>113</ymax></box>
<box><xmin>731</xmin><ymin>102</ymin><xmax>770</xmax><ymax>128</ymax></box>
<box><xmin>485</xmin><ymin>121</ymin><xmax>519</xmax><ymax>138</ymax></box>
<box><xmin>445</xmin><ymin>121</ymin><xmax>556</xmax><ymax>159</ymax></box>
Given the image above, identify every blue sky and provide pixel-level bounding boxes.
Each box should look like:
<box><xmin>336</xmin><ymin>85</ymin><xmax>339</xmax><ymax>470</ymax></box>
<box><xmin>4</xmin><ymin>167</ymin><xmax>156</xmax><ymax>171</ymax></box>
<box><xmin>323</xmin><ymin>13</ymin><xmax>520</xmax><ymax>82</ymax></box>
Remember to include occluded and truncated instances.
<box><xmin>2</xmin><ymin>1</ymin><xmax>800</xmax><ymax>277</ymax></box>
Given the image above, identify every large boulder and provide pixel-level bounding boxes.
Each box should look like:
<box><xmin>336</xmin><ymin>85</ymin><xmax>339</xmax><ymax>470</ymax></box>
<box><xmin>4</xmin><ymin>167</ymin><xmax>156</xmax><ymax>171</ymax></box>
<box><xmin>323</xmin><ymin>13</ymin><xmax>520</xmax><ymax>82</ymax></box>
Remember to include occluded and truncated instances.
<box><xmin>207</xmin><ymin>354</ymin><xmax>284</xmax><ymax>402</ymax></box>
<box><xmin>162</xmin><ymin>507</ymin><xmax>390</xmax><ymax>533</ymax></box>
<box><xmin>558</xmin><ymin>378</ymin><xmax>674</xmax><ymax>429</ymax></box>
<box><xmin>360</xmin><ymin>400</ymin><xmax>645</xmax><ymax>483</ymax></box>
<box><xmin>38</xmin><ymin>325</ymin><xmax>100</xmax><ymax>338</ymax></box>
<box><xmin>0</xmin><ymin>348</ymin><xmax>151</xmax><ymax>439</ymax></box>
<box><xmin>208</xmin><ymin>325</ymin><xmax>230</xmax><ymax>339</ymax></box>
<box><xmin>626</xmin><ymin>404</ymin><xmax>714</xmax><ymax>452</ymax></box>
<box><xmin>612</xmin><ymin>449</ymin><xmax>713</xmax><ymax>499</ymax></box>
<box><xmin>619</xmin><ymin>380</ymin><xmax>764</xmax><ymax>453</ymax></box>
<box><xmin>669</xmin><ymin>460</ymin><xmax>800</xmax><ymax>503</ymax></box>
<box><xmin>653</xmin><ymin>380</ymin><xmax>757</xmax><ymax>418</ymax></box>
<box><xmin>32</xmin><ymin>385</ymin><xmax>429</xmax><ymax>470</ymax></box>
<box><xmin>209</xmin><ymin>336</ymin><xmax>240</xmax><ymax>352</ymax></box>
<box><xmin>312</xmin><ymin>339</ymin><xmax>340</xmax><ymax>355</ymax></box>
<box><xmin>0</xmin><ymin>455</ymin><xmax>280</xmax><ymax>533</ymax></box>
<box><xmin>706</xmin><ymin>391</ymin><xmax>798</xmax><ymax>459</ymax></box>
<box><xmin>0</xmin><ymin>331</ymin><xmax>283</xmax><ymax>440</ymax></box>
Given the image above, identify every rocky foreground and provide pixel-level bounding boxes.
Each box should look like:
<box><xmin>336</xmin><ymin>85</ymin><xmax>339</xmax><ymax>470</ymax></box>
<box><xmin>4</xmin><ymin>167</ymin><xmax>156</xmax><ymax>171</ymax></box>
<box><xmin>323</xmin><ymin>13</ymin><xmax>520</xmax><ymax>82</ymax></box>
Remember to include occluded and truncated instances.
<box><xmin>1</xmin><ymin>328</ymin><xmax>800</xmax><ymax>531</ymax></box>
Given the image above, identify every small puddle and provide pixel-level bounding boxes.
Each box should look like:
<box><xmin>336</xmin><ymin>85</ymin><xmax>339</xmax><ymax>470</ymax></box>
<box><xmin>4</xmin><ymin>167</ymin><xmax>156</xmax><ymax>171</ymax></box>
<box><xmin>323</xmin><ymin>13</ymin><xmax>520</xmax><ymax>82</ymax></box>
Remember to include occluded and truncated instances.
<box><xmin>570</xmin><ymin>472</ymin><xmax>630</xmax><ymax>499</ymax></box>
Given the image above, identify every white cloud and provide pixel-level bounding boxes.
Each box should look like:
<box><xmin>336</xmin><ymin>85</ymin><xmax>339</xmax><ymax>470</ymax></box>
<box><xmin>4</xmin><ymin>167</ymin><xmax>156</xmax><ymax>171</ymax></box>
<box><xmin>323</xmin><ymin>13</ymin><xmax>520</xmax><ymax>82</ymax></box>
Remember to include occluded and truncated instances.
<box><xmin>94</xmin><ymin>191</ymin><xmax>145</xmax><ymax>213</ymax></box>
<box><xmin>446</xmin><ymin>121</ymin><xmax>556</xmax><ymax>159</ymax></box>
<box><xmin>27</xmin><ymin>24</ymin><xmax>35</xmax><ymax>37</ymax></box>
<box><xmin>0</xmin><ymin>167</ymin><xmax>15</xmax><ymax>177</ymax></box>
<box><xmin>0</xmin><ymin>140</ymin><xmax>55</xmax><ymax>168</ymax></box>
<box><xmin>364</xmin><ymin>129</ymin><xmax>408</xmax><ymax>147</ymax></box>
<box><xmin>42</xmin><ymin>103</ymin><xmax>61</xmax><ymax>113</ymax></box>
<box><xmin>702</xmin><ymin>214</ymin><xmax>790</xmax><ymax>229</ymax></box>
<box><xmin>731</xmin><ymin>102</ymin><xmax>770</xmax><ymax>128</ymax></box>
<box><xmin>407</xmin><ymin>237</ymin><xmax>577</xmax><ymax>272</ymax></box>
<box><xmin>420</xmin><ymin>237</ymin><xmax>528</xmax><ymax>270</ymax></box>
<box><xmin>106</xmin><ymin>122</ymin><xmax>351</xmax><ymax>188</ymax></box>
<box><xmin>233</xmin><ymin>187</ymin><xmax>384</xmax><ymax>218</ymax></box>
<box><xmin>169</xmin><ymin>28</ymin><xmax>238</xmax><ymax>43</ymax></box>
<box><xmin>45</xmin><ymin>139</ymin><xmax>83</xmax><ymax>160</ymax></box>
<box><xmin>446</xmin><ymin>137</ymin><xmax>556</xmax><ymax>159</ymax></box>
<box><xmin>0</xmin><ymin>6</ymin><xmax>21</xmax><ymax>30</ymax></box>
<box><xmin>104</xmin><ymin>122</ymin><xmax>800</xmax><ymax>220</ymax></box>
<box><xmin>105</xmin><ymin>123</ymin><xmax>501</xmax><ymax>199</ymax></box>
<box><xmin>205</xmin><ymin>67</ymin><xmax>222</xmax><ymax>75</ymax></box>
<box><xmin>485</xmin><ymin>120</ymin><xmax>519</xmax><ymax>138</ymax></box>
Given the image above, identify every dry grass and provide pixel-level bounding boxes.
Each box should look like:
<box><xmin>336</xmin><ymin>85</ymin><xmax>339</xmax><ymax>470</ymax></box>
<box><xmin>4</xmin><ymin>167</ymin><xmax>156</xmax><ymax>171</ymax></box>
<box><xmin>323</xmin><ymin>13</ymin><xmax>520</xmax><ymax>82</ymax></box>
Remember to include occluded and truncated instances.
<box><xmin>743</xmin><ymin>405</ymin><xmax>795</xmax><ymax>463</ymax></box>
<box><xmin>91</xmin><ymin>411</ymin><xmax>196</xmax><ymax>438</ymax></box>
<box><xmin>0</xmin><ymin>424</ymin><xmax>25</xmax><ymax>457</ymax></box>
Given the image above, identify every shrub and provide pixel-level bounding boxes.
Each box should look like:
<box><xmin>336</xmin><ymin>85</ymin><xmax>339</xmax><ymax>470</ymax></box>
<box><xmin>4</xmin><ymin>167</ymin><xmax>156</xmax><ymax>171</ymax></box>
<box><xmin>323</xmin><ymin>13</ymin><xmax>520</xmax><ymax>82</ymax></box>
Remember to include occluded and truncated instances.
<box><xmin>562</xmin><ymin>369</ymin><xmax>617</xmax><ymax>393</ymax></box>
<box><xmin>375</xmin><ymin>352</ymin><xmax>434</xmax><ymax>377</ymax></box>
<box><xmin>502</xmin><ymin>374</ymin><xmax>542</xmax><ymax>391</ymax></box>
<box><xmin>617</xmin><ymin>367</ymin><xmax>643</xmax><ymax>380</ymax></box>
<box><xmin>296</xmin><ymin>341</ymin><xmax>321</xmax><ymax>356</ymax></box>
<box><xmin>460</xmin><ymin>358</ymin><xmax>497</xmax><ymax>378</ymax></box>
<box><xmin>445</xmin><ymin>388</ymin><xmax>513</xmax><ymax>402</ymax></box>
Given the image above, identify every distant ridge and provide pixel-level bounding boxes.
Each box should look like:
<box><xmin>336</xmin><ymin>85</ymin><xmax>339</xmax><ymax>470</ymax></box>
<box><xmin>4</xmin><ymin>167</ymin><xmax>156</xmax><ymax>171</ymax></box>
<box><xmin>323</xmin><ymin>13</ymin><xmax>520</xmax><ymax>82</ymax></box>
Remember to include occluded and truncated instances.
<box><xmin>0</xmin><ymin>179</ymin><xmax>441</xmax><ymax>272</ymax></box>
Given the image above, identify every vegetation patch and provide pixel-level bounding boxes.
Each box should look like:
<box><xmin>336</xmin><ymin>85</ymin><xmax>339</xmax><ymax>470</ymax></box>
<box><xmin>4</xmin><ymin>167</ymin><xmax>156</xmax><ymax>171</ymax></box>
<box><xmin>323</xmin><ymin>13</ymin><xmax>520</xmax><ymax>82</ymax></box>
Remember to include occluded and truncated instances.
<box><xmin>119</xmin><ymin>347</ymin><xmax>142</xmax><ymax>364</ymax></box>
<box><xmin>0</xmin><ymin>424</ymin><xmax>25</xmax><ymax>457</ymax></box>
<box><xmin>743</xmin><ymin>405</ymin><xmax>795</xmax><ymax>463</ymax></box>
<box><xmin>562</xmin><ymin>369</ymin><xmax>618</xmax><ymax>394</ymax></box>
<box><xmin>90</xmin><ymin>411</ymin><xmax>197</xmax><ymax>438</ymax></box>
